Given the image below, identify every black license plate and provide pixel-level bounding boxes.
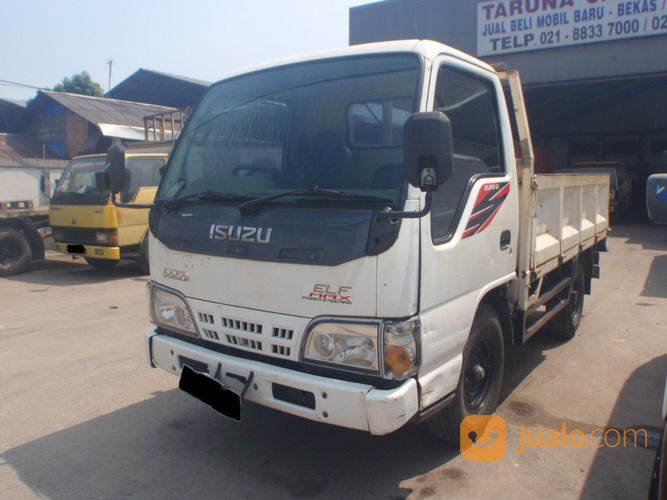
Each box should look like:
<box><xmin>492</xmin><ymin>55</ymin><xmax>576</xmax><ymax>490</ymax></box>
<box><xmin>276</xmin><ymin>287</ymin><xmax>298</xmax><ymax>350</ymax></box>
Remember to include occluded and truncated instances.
<box><xmin>179</xmin><ymin>365</ymin><xmax>242</xmax><ymax>421</ymax></box>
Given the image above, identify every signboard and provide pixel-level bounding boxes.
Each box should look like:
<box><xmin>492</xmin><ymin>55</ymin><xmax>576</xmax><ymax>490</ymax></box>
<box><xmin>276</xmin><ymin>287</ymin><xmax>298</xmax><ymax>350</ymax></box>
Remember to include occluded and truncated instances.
<box><xmin>477</xmin><ymin>0</ymin><xmax>667</xmax><ymax>56</ymax></box>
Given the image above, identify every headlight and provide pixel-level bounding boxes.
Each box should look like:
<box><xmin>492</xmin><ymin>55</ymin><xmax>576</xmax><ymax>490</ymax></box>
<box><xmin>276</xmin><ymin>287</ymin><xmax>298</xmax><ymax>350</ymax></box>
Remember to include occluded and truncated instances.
<box><xmin>148</xmin><ymin>283</ymin><xmax>199</xmax><ymax>338</ymax></box>
<box><xmin>52</xmin><ymin>230</ymin><xmax>64</xmax><ymax>241</ymax></box>
<box><xmin>301</xmin><ymin>318</ymin><xmax>421</xmax><ymax>379</ymax></box>
<box><xmin>383</xmin><ymin>318</ymin><xmax>420</xmax><ymax>380</ymax></box>
<box><xmin>303</xmin><ymin>322</ymin><xmax>379</xmax><ymax>372</ymax></box>
<box><xmin>96</xmin><ymin>230</ymin><xmax>118</xmax><ymax>245</ymax></box>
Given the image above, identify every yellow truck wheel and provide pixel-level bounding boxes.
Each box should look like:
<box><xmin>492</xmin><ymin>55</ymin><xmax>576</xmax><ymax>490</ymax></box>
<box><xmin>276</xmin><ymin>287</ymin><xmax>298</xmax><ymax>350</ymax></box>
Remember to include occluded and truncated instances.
<box><xmin>136</xmin><ymin>236</ymin><xmax>149</xmax><ymax>275</ymax></box>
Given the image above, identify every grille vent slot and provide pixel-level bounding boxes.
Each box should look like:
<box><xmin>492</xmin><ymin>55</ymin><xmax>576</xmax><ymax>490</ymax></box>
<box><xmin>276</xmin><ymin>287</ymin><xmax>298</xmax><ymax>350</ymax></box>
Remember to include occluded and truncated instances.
<box><xmin>224</xmin><ymin>334</ymin><xmax>262</xmax><ymax>351</ymax></box>
<box><xmin>221</xmin><ymin>316</ymin><xmax>262</xmax><ymax>334</ymax></box>
<box><xmin>197</xmin><ymin>313</ymin><xmax>215</xmax><ymax>325</ymax></box>
<box><xmin>202</xmin><ymin>329</ymin><xmax>219</xmax><ymax>340</ymax></box>
<box><xmin>272</xmin><ymin>345</ymin><xmax>291</xmax><ymax>356</ymax></box>
<box><xmin>272</xmin><ymin>327</ymin><xmax>294</xmax><ymax>340</ymax></box>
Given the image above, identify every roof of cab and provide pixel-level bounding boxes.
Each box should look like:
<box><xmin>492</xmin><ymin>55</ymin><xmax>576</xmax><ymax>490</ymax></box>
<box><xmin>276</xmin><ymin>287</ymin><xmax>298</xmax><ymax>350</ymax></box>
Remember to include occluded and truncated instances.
<box><xmin>213</xmin><ymin>39</ymin><xmax>495</xmax><ymax>84</ymax></box>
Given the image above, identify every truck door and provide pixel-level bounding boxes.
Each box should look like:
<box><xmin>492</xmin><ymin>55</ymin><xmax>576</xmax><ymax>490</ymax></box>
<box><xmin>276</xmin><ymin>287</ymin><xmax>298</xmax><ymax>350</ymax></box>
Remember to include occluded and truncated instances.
<box><xmin>418</xmin><ymin>58</ymin><xmax>519</xmax><ymax>406</ymax></box>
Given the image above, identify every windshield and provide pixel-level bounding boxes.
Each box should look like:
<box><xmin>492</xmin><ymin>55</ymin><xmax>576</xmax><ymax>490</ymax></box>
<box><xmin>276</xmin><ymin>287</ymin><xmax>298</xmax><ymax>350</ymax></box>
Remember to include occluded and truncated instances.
<box><xmin>157</xmin><ymin>54</ymin><xmax>421</xmax><ymax>208</ymax></box>
<box><xmin>56</xmin><ymin>156</ymin><xmax>107</xmax><ymax>194</ymax></box>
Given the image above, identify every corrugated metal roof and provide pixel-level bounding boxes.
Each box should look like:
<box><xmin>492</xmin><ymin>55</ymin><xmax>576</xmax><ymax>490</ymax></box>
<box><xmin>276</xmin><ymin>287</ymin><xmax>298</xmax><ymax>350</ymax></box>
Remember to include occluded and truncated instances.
<box><xmin>106</xmin><ymin>68</ymin><xmax>209</xmax><ymax>108</ymax></box>
<box><xmin>139</xmin><ymin>69</ymin><xmax>210</xmax><ymax>87</ymax></box>
<box><xmin>37</xmin><ymin>90</ymin><xmax>177</xmax><ymax>130</ymax></box>
<box><xmin>0</xmin><ymin>133</ymin><xmax>60</xmax><ymax>160</ymax></box>
<box><xmin>0</xmin><ymin>98</ymin><xmax>27</xmax><ymax>109</ymax></box>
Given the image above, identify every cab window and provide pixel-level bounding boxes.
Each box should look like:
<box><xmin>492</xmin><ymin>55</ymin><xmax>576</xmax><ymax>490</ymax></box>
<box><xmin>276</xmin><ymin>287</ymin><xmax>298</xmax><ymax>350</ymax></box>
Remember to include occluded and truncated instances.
<box><xmin>430</xmin><ymin>65</ymin><xmax>504</xmax><ymax>243</ymax></box>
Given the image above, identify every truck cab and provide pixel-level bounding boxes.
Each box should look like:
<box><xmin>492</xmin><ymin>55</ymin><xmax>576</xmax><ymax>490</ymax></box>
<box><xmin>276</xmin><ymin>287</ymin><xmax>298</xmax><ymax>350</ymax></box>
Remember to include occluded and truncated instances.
<box><xmin>126</xmin><ymin>41</ymin><xmax>608</xmax><ymax>441</ymax></box>
<box><xmin>49</xmin><ymin>152</ymin><xmax>166</xmax><ymax>271</ymax></box>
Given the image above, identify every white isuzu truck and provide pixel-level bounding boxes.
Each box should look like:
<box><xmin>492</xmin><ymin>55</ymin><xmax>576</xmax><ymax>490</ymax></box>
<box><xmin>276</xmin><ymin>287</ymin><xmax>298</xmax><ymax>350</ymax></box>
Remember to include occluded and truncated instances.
<box><xmin>103</xmin><ymin>40</ymin><xmax>609</xmax><ymax>442</ymax></box>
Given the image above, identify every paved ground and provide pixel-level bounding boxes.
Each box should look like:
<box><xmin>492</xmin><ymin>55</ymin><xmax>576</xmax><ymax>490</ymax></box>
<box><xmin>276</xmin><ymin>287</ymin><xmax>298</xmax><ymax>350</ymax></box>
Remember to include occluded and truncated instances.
<box><xmin>1</xmin><ymin>224</ymin><xmax>665</xmax><ymax>499</ymax></box>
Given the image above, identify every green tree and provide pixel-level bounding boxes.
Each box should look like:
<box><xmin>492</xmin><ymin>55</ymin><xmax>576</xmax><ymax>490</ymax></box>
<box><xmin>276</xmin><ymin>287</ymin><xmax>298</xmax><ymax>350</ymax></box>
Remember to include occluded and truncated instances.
<box><xmin>53</xmin><ymin>71</ymin><xmax>104</xmax><ymax>96</ymax></box>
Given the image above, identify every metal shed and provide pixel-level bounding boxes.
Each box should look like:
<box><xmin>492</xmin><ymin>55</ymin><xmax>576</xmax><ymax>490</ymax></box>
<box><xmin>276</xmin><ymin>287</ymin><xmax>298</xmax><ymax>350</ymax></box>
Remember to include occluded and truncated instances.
<box><xmin>28</xmin><ymin>91</ymin><xmax>177</xmax><ymax>158</ymax></box>
<box><xmin>106</xmin><ymin>68</ymin><xmax>210</xmax><ymax>108</ymax></box>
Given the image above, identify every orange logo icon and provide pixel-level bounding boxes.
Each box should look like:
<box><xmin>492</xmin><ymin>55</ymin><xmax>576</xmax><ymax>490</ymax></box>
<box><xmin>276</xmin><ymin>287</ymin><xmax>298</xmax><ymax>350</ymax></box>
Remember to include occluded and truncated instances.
<box><xmin>460</xmin><ymin>415</ymin><xmax>506</xmax><ymax>461</ymax></box>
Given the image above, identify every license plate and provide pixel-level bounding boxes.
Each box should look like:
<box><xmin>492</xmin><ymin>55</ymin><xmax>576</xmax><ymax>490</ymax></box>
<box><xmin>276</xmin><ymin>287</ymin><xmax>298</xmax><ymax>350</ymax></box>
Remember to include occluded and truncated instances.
<box><xmin>179</xmin><ymin>365</ymin><xmax>242</xmax><ymax>421</ymax></box>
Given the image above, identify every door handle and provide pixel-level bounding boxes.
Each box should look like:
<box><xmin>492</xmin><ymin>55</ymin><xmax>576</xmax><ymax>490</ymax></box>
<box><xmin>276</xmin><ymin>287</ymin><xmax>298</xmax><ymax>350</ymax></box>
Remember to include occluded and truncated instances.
<box><xmin>500</xmin><ymin>230</ymin><xmax>511</xmax><ymax>250</ymax></box>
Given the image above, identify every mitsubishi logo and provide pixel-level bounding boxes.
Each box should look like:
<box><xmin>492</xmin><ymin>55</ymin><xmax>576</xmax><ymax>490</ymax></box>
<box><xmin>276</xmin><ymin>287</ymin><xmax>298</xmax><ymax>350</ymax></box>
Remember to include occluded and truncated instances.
<box><xmin>72</xmin><ymin>217</ymin><xmax>77</xmax><ymax>225</ymax></box>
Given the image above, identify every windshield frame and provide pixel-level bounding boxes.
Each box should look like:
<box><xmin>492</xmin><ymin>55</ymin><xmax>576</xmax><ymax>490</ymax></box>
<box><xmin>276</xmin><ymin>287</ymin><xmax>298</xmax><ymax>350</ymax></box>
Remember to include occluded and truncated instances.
<box><xmin>155</xmin><ymin>51</ymin><xmax>425</xmax><ymax>211</ymax></box>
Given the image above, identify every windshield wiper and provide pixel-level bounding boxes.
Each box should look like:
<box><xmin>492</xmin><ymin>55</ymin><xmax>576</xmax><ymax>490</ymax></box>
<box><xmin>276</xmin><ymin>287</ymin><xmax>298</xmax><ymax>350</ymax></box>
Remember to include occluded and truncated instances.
<box><xmin>238</xmin><ymin>187</ymin><xmax>393</xmax><ymax>216</ymax></box>
<box><xmin>155</xmin><ymin>190</ymin><xmax>254</xmax><ymax>209</ymax></box>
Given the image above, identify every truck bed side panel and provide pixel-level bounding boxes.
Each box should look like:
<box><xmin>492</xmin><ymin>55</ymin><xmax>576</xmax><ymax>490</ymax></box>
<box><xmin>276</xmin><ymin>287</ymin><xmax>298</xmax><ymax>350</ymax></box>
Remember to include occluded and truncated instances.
<box><xmin>532</xmin><ymin>173</ymin><xmax>609</xmax><ymax>276</ymax></box>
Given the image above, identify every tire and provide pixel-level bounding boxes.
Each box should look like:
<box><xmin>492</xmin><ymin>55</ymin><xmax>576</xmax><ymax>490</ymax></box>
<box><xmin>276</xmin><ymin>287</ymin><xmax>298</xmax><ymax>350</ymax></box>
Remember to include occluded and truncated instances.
<box><xmin>136</xmin><ymin>236</ymin><xmax>149</xmax><ymax>275</ymax></box>
<box><xmin>549</xmin><ymin>263</ymin><xmax>585</xmax><ymax>340</ymax></box>
<box><xmin>84</xmin><ymin>257</ymin><xmax>119</xmax><ymax>270</ymax></box>
<box><xmin>0</xmin><ymin>228</ymin><xmax>32</xmax><ymax>277</ymax></box>
<box><xmin>424</xmin><ymin>304</ymin><xmax>505</xmax><ymax>443</ymax></box>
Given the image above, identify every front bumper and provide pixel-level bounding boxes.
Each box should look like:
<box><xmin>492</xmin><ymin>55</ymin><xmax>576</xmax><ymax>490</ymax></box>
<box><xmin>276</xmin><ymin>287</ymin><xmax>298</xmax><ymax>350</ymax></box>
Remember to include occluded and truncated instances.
<box><xmin>146</xmin><ymin>329</ymin><xmax>419</xmax><ymax>435</ymax></box>
<box><xmin>53</xmin><ymin>242</ymin><xmax>120</xmax><ymax>260</ymax></box>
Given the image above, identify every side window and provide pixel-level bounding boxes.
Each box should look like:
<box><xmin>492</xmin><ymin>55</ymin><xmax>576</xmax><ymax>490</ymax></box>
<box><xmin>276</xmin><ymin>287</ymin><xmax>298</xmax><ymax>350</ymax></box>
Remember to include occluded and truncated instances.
<box><xmin>430</xmin><ymin>65</ymin><xmax>504</xmax><ymax>242</ymax></box>
<box><xmin>123</xmin><ymin>157</ymin><xmax>165</xmax><ymax>202</ymax></box>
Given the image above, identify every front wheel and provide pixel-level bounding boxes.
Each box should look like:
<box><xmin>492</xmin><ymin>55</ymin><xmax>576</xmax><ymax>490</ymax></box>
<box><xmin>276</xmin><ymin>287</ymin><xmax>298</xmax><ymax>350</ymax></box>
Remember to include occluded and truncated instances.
<box><xmin>0</xmin><ymin>228</ymin><xmax>32</xmax><ymax>277</ymax></box>
<box><xmin>424</xmin><ymin>304</ymin><xmax>505</xmax><ymax>443</ymax></box>
<box><xmin>84</xmin><ymin>257</ymin><xmax>119</xmax><ymax>270</ymax></box>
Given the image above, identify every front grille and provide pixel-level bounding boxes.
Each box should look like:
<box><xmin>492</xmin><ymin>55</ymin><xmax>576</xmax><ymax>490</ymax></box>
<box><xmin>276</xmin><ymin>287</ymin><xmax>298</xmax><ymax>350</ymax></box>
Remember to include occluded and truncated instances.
<box><xmin>192</xmin><ymin>304</ymin><xmax>303</xmax><ymax>361</ymax></box>
<box><xmin>52</xmin><ymin>227</ymin><xmax>115</xmax><ymax>246</ymax></box>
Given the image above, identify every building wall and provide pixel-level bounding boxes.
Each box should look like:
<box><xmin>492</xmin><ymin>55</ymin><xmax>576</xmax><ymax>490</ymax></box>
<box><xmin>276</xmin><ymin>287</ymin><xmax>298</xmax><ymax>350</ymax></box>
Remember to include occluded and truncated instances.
<box><xmin>349</xmin><ymin>0</ymin><xmax>667</xmax><ymax>85</ymax></box>
<box><xmin>66</xmin><ymin>113</ymin><xmax>88</xmax><ymax>158</ymax></box>
<box><xmin>29</xmin><ymin>100</ymin><xmax>100</xmax><ymax>159</ymax></box>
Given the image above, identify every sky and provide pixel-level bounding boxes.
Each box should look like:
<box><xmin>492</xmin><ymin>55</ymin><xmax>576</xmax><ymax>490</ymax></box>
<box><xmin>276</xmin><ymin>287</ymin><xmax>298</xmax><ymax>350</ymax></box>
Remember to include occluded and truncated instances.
<box><xmin>0</xmin><ymin>0</ymin><xmax>372</xmax><ymax>102</ymax></box>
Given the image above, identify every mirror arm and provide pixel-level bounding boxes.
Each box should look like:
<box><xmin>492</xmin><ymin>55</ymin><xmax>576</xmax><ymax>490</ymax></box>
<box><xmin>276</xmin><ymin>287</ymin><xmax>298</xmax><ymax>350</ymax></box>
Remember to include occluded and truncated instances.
<box><xmin>377</xmin><ymin>191</ymin><xmax>432</xmax><ymax>220</ymax></box>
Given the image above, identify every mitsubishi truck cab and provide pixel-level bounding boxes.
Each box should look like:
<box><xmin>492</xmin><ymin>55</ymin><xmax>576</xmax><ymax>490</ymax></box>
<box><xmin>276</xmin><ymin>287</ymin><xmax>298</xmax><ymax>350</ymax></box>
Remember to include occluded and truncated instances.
<box><xmin>49</xmin><ymin>151</ymin><xmax>166</xmax><ymax>271</ymax></box>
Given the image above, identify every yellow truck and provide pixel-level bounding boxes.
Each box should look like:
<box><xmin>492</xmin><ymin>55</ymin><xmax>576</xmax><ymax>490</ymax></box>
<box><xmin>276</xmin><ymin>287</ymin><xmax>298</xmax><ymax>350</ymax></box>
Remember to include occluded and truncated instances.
<box><xmin>49</xmin><ymin>151</ymin><xmax>167</xmax><ymax>272</ymax></box>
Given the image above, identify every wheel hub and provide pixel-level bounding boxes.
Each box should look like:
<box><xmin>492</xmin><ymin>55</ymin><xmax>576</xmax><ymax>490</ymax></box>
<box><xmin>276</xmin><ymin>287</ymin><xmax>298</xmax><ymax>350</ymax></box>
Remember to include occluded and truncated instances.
<box><xmin>471</xmin><ymin>364</ymin><xmax>486</xmax><ymax>381</ymax></box>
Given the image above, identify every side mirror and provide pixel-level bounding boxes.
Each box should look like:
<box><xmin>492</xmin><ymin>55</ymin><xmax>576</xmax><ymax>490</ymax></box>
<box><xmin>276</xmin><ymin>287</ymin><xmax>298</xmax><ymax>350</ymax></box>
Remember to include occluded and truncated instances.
<box><xmin>403</xmin><ymin>111</ymin><xmax>454</xmax><ymax>191</ymax></box>
<box><xmin>105</xmin><ymin>144</ymin><xmax>126</xmax><ymax>193</ymax></box>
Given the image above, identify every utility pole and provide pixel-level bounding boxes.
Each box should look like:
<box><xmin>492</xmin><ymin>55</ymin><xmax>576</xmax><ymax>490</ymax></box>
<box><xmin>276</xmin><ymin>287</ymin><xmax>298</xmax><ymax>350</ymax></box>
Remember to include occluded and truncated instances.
<box><xmin>107</xmin><ymin>59</ymin><xmax>113</xmax><ymax>91</ymax></box>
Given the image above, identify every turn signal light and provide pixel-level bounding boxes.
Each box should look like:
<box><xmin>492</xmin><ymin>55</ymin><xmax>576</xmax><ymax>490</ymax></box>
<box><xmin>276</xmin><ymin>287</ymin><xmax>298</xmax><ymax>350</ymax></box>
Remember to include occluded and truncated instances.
<box><xmin>385</xmin><ymin>344</ymin><xmax>411</xmax><ymax>376</ymax></box>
